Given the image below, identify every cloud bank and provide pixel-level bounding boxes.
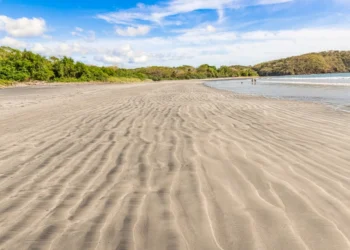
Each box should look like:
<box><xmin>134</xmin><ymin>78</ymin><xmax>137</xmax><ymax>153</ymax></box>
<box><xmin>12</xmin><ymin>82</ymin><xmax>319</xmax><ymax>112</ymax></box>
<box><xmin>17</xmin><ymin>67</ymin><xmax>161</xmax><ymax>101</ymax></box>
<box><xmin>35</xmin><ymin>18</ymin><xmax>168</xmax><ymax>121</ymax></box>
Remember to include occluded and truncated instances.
<box><xmin>1</xmin><ymin>0</ymin><xmax>350</xmax><ymax>67</ymax></box>
<box><xmin>0</xmin><ymin>16</ymin><xmax>46</xmax><ymax>37</ymax></box>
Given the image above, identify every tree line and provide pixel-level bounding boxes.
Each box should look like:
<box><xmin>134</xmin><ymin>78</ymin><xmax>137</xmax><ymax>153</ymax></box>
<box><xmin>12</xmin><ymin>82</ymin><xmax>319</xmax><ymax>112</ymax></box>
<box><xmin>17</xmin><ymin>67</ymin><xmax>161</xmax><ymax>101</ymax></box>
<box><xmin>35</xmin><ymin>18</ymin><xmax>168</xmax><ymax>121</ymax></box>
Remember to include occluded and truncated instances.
<box><xmin>0</xmin><ymin>46</ymin><xmax>258</xmax><ymax>85</ymax></box>
<box><xmin>2</xmin><ymin>46</ymin><xmax>350</xmax><ymax>86</ymax></box>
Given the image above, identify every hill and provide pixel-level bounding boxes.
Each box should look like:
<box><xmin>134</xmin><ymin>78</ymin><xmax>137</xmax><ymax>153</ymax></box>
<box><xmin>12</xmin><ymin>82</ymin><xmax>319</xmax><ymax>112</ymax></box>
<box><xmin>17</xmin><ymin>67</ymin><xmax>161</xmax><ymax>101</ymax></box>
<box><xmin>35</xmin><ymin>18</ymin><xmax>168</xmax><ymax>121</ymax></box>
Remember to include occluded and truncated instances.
<box><xmin>253</xmin><ymin>51</ymin><xmax>350</xmax><ymax>76</ymax></box>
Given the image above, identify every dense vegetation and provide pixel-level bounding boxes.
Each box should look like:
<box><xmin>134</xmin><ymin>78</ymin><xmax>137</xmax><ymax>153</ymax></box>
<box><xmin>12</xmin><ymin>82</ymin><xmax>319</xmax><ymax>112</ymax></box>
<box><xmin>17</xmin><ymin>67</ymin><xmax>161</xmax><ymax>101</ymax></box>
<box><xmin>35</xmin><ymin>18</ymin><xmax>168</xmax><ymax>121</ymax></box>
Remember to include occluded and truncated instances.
<box><xmin>0</xmin><ymin>47</ymin><xmax>147</xmax><ymax>85</ymax></box>
<box><xmin>0</xmin><ymin>46</ymin><xmax>257</xmax><ymax>85</ymax></box>
<box><xmin>2</xmin><ymin>46</ymin><xmax>349</xmax><ymax>86</ymax></box>
<box><xmin>135</xmin><ymin>64</ymin><xmax>257</xmax><ymax>81</ymax></box>
<box><xmin>253</xmin><ymin>51</ymin><xmax>350</xmax><ymax>76</ymax></box>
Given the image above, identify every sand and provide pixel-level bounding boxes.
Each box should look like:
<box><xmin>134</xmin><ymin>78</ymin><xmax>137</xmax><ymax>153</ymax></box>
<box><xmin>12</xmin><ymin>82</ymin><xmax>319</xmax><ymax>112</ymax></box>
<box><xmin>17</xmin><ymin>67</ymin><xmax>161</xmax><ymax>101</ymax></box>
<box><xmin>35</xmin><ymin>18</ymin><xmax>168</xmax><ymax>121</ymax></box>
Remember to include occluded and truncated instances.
<box><xmin>0</xmin><ymin>80</ymin><xmax>350</xmax><ymax>250</ymax></box>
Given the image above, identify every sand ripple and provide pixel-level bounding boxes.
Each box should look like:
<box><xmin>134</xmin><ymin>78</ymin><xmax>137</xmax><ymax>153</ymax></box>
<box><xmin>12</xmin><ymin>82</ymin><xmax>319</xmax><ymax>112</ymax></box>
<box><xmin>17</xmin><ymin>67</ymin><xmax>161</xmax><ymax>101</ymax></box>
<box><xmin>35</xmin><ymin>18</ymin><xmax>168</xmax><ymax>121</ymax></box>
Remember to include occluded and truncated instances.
<box><xmin>0</xmin><ymin>81</ymin><xmax>350</xmax><ymax>250</ymax></box>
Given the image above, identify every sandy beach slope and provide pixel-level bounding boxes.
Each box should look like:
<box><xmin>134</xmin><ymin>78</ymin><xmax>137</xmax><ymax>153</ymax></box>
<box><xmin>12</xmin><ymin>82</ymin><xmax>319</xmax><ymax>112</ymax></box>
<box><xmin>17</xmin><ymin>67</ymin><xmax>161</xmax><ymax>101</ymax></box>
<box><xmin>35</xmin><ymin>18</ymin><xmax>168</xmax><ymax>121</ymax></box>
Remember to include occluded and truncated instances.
<box><xmin>0</xmin><ymin>80</ymin><xmax>350</xmax><ymax>250</ymax></box>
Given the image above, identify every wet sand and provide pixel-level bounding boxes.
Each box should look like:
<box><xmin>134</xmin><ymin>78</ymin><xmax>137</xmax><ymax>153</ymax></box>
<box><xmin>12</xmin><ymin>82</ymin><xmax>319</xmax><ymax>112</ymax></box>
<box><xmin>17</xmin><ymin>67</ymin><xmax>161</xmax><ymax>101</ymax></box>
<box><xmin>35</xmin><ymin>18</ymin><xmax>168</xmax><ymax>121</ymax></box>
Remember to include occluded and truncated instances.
<box><xmin>1</xmin><ymin>80</ymin><xmax>350</xmax><ymax>250</ymax></box>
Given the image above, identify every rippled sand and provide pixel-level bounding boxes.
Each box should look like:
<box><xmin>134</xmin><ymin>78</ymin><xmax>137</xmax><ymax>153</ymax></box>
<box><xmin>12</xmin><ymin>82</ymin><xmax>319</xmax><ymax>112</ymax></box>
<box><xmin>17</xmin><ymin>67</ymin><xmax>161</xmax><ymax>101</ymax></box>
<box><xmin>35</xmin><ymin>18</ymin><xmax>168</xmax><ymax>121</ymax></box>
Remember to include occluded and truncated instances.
<box><xmin>0</xmin><ymin>80</ymin><xmax>350</xmax><ymax>250</ymax></box>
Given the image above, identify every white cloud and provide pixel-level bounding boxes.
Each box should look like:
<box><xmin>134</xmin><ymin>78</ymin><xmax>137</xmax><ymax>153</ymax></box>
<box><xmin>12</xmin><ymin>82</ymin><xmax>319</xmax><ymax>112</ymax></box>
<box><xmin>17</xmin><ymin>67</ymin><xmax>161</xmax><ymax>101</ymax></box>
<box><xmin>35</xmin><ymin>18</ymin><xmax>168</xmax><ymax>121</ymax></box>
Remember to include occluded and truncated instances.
<box><xmin>71</xmin><ymin>28</ymin><xmax>96</xmax><ymax>42</ymax></box>
<box><xmin>42</xmin><ymin>34</ymin><xmax>53</xmax><ymax>40</ymax></box>
<box><xmin>217</xmin><ymin>8</ymin><xmax>225</xmax><ymax>23</ymax></box>
<box><xmin>113</xmin><ymin>44</ymin><xmax>149</xmax><ymax>64</ymax></box>
<box><xmin>206</xmin><ymin>25</ymin><xmax>216</xmax><ymax>32</ymax></box>
<box><xmin>132</xmin><ymin>55</ymin><xmax>148</xmax><ymax>63</ymax></box>
<box><xmin>29</xmin><ymin>42</ymin><xmax>91</xmax><ymax>57</ymax></box>
<box><xmin>97</xmin><ymin>0</ymin><xmax>233</xmax><ymax>25</ymax></box>
<box><xmin>89</xmin><ymin>27</ymin><xmax>350</xmax><ymax>67</ymax></box>
<box><xmin>56</xmin><ymin>42</ymin><xmax>91</xmax><ymax>55</ymax></box>
<box><xmin>31</xmin><ymin>43</ymin><xmax>47</xmax><ymax>53</ymax></box>
<box><xmin>256</xmin><ymin>0</ymin><xmax>292</xmax><ymax>4</ymax></box>
<box><xmin>176</xmin><ymin>26</ymin><xmax>237</xmax><ymax>43</ymax></box>
<box><xmin>116</xmin><ymin>25</ymin><xmax>151</xmax><ymax>36</ymax></box>
<box><xmin>0</xmin><ymin>15</ymin><xmax>46</xmax><ymax>37</ymax></box>
<box><xmin>9</xmin><ymin>26</ymin><xmax>350</xmax><ymax>68</ymax></box>
<box><xmin>93</xmin><ymin>44</ymin><xmax>149</xmax><ymax>65</ymax></box>
<box><xmin>94</xmin><ymin>55</ymin><xmax>123</xmax><ymax>64</ymax></box>
<box><xmin>240</xmin><ymin>28</ymin><xmax>350</xmax><ymax>41</ymax></box>
<box><xmin>75</xmin><ymin>27</ymin><xmax>84</xmax><ymax>32</ymax></box>
<box><xmin>97</xmin><ymin>0</ymin><xmax>293</xmax><ymax>25</ymax></box>
<box><xmin>0</xmin><ymin>36</ymin><xmax>27</xmax><ymax>48</ymax></box>
<box><xmin>117</xmin><ymin>44</ymin><xmax>134</xmax><ymax>57</ymax></box>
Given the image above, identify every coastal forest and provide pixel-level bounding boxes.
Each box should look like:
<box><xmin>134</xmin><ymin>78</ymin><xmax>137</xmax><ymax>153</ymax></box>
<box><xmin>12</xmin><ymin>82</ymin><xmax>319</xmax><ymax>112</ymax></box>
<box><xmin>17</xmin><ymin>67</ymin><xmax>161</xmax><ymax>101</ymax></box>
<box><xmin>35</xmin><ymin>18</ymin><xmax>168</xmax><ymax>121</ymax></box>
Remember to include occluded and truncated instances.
<box><xmin>1</xmin><ymin>46</ymin><xmax>350</xmax><ymax>86</ymax></box>
<box><xmin>0</xmin><ymin>46</ymin><xmax>257</xmax><ymax>86</ymax></box>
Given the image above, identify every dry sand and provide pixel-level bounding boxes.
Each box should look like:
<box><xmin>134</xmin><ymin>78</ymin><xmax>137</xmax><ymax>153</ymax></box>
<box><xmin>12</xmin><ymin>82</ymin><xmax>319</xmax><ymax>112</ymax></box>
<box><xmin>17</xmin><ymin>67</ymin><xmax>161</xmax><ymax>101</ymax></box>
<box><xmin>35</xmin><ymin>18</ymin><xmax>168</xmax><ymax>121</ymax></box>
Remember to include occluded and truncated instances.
<box><xmin>0</xmin><ymin>80</ymin><xmax>350</xmax><ymax>250</ymax></box>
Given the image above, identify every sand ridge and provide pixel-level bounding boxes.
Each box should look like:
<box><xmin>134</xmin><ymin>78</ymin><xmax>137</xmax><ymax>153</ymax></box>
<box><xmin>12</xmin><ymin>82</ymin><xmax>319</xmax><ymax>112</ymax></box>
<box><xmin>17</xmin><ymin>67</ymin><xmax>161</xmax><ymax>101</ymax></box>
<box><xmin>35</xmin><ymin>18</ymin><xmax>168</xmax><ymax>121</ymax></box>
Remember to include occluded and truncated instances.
<box><xmin>0</xmin><ymin>80</ymin><xmax>350</xmax><ymax>250</ymax></box>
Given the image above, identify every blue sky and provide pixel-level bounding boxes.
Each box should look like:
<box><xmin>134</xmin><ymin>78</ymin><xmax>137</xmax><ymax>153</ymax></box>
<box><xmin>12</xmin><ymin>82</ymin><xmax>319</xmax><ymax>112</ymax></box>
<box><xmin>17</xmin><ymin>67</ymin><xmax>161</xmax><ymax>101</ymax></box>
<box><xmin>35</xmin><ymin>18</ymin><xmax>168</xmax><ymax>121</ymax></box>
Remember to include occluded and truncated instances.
<box><xmin>1</xmin><ymin>0</ymin><xmax>350</xmax><ymax>67</ymax></box>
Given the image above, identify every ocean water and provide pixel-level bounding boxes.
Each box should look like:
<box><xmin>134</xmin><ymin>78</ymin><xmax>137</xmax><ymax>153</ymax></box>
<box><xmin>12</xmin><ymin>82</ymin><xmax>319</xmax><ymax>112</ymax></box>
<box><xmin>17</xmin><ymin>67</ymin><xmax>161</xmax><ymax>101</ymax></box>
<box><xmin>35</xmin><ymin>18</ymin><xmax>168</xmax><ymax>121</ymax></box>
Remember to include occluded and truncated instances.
<box><xmin>205</xmin><ymin>73</ymin><xmax>350</xmax><ymax>112</ymax></box>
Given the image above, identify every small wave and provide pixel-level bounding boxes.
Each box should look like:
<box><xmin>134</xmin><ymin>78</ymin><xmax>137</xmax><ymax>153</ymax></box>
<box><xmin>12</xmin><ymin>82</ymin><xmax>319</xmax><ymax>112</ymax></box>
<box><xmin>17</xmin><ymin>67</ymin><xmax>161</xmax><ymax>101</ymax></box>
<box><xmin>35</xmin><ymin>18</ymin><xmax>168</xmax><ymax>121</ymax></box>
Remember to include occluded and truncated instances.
<box><xmin>265</xmin><ymin>77</ymin><xmax>350</xmax><ymax>80</ymax></box>
<box><xmin>334</xmin><ymin>105</ymin><xmax>350</xmax><ymax>113</ymax></box>
<box><xmin>258</xmin><ymin>80</ymin><xmax>350</xmax><ymax>86</ymax></box>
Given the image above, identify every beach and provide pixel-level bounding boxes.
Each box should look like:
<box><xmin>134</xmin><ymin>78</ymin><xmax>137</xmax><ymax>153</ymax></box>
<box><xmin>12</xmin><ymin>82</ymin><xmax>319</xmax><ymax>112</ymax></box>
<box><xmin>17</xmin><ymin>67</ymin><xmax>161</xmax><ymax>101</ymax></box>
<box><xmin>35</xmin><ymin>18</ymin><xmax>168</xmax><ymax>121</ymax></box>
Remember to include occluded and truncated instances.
<box><xmin>1</xmin><ymin>80</ymin><xmax>350</xmax><ymax>250</ymax></box>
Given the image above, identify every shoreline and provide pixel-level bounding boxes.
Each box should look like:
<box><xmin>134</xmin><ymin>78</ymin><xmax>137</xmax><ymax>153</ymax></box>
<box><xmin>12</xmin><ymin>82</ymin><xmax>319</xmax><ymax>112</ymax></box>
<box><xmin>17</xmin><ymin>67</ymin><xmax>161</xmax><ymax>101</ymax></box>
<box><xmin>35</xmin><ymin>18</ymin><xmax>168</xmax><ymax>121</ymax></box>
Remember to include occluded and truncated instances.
<box><xmin>203</xmin><ymin>79</ymin><xmax>350</xmax><ymax>114</ymax></box>
<box><xmin>0</xmin><ymin>77</ymin><xmax>256</xmax><ymax>89</ymax></box>
<box><xmin>0</xmin><ymin>80</ymin><xmax>153</xmax><ymax>89</ymax></box>
<box><xmin>203</xmin><ymin>80</ymin><xmax>350</xmax><ymax>114</ymax></box>
<box><xmin>1</xmin><ymin>78</ymin><xmax>349</xmax><ymax>114</ymax></box>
